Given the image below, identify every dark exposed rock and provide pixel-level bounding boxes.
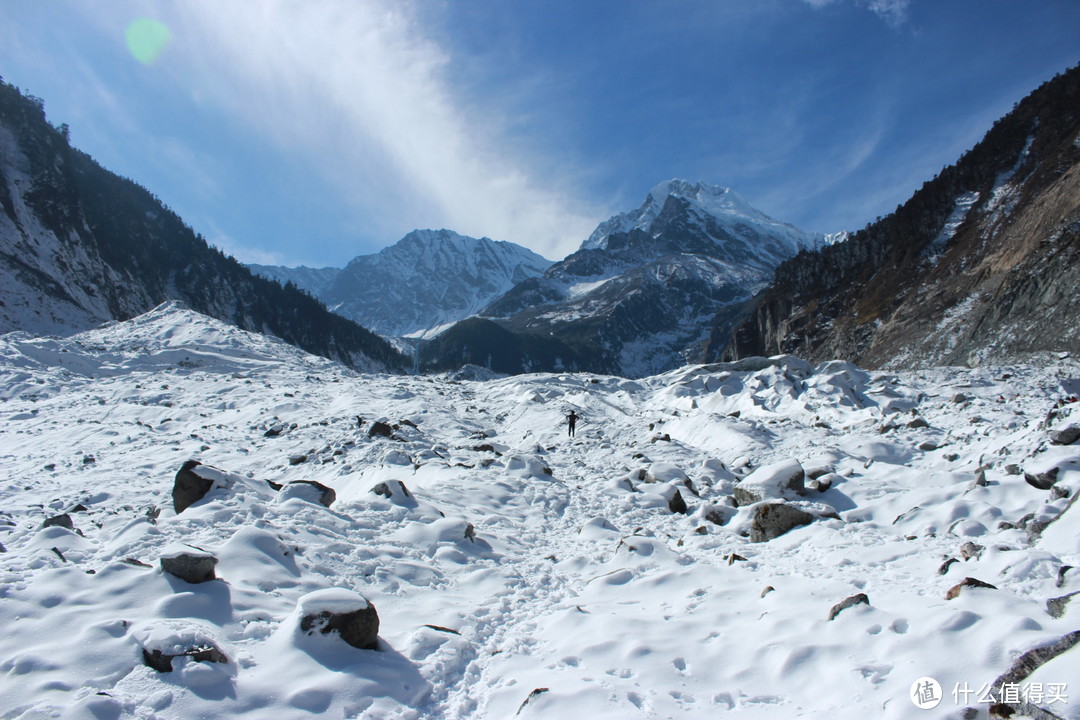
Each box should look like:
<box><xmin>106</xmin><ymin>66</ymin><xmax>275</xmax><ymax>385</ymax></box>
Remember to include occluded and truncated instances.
<box><xmin>827</xmin><ymin>593</ymin><xmax>869</xmax><ymax>621</ymax></box>
<box><xmin>1050</xmin><ymin>424</ymin><xmax>1080</xmax><ymax>445</ymax></box>
<box><xmin>907</xmin><ymin>417</ymin><xmax>930</xmax><ymax>429</ymax></box>
<box><xmin>371</xmin><ymin>480</ymin><xmax>413</xmax><ymax>501</ymax></box>
<box><xmin>1025</xmin><ymin>468</ymin><xmax>1059</xmax><ymax>490</ymax></box>
<box><xmin>749</xmin><ymin>502</ymin><xmax>815</xmax><ymax>542</ymax></box>
<box><xmin>959</xmin><ymin>542</ymin><xmax>984</xmax><ymax>561</ymax></box>
<box><xmin>918</xmin><ymin>440</ymin><xmax>939</xmax><ymax>451</ymax></box>
<box><xmin>946</xmin><ymin>577</ymin><xmax>997</xmax><ymax>600</ymax></box>
<box><xmin>727</xmin><ymin>553</ymin><xmax>747</xmax><ymax>565</ymax></box>
<box><xmin>43</xmin><ymin>513</ymin><xmax>74</xmax><ymax>530</ymax></box>
<box><xmin>422</xmin><ymin>624</ymin><xmax>461</xmax><ymax>635</ymax></box>
<box><xmin>173</xmin><ymin>460</ymin><xmax>214</xmax><ymax>514</ymax></box>
<box><xmin>160</xmin><ymin>546</ymin><xmax>218</xmax><ymax>584</ymax></box>
<box><xmin>1046</xmin><ymin>591</ymin><xmax>1079</xmax><ymax>619</ymax></box>
<box><xmin>761</xmin><ymin>585</ymin><xmax>775</xmax><ymax>598</ymax></box>
<box><xmin>938</xmin><ymin>557</ymin><xmax>959</xmax><ymax>575</ymax></box>
<box><xmin>288</xmin><ymin>454</ymin><xmax>308</xmax><ymax>466</ymax></box>
<box><xmin>300</xmin><ymin>596</ymin><xmax>380</xmax><ymax>650</ymax></box>
<box><xmin>668</xmin><ymin>489</ymin><xmax>688</xmax><ymax>515</ymax></box>
<box><xmin>1057</xmin><ymin>565</ymin><xmax>1074</xmax><ymax>588</ymax></box>
<box><xmin>516</xmin><ymin>687</ymin><xmax>550</xmax><ymax>715</ymax></box>
<box><xmin>143</xmin><ymin>644</ymin><xmax>229</xmax><ymax>673</ymax></box>
<box><xmin>368</xmin><ymin>421</ymin><xmax>394</xmax><ymax>438</ymax></box>
<box><xmin>989</xmin><ymin>630</ymin><xmax>1080</xmax><ymax>719</ymax></box>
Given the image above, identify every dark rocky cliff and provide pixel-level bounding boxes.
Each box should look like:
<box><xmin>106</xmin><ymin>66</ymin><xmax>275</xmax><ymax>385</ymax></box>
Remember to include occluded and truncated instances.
<box><xmin>0</xmin><ymin>79</ymin><xmax>406</xmax><ymax>372</ymax></box>
<box><xmin>716</xmin><ymin>65</ymin><xmax>1080</xmax><ymax>368</ymax></box>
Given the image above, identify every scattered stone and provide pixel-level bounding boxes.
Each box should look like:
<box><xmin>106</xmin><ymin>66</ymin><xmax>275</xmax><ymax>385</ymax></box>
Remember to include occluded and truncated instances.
<box><xmin>43</xmin><ymin>463</ymin><xmax>56</xmax><ymax>472</ymax></box>
<box><xmin>959</xmin><ymin>707</ymin><xmax>978</xmax><ymax>720</ymax></box>
<box><xmin>1004</xmin><ymin>463</ymin><xmax>1021</xmax><ymax>475</ymax></box>
<box><xmin>969</xmin><ymin>469</ymin><xmax>988</xmax><ymax>489</ymax></box>
<box><xmin>42</xmin><ymin>513</ymin><xmax>74</xmax><ymax>530</ymax></box>
<box><xmin>1024</xmin><ymin>468</ymin><xmax>1059</xmax><ymax>490</ymax></box>
<box><xmin>946</xmin><ymin>577</ymin><xmax>997</xmax><ymax>600</ymax></box>
<box><xmin>694</xmin><ymin>526</ymin><xmax>708</xmax><ymax>535</ymax></box>
<box><xmin>143</xmin><ymin>643</ymin><xmax>228</xmax><ymax>673</ymax></box>
<box><xmin>733</xmin><ymin>458</ymin><xmax>805</xmax><ymax>506</ymax></box>
<box><xmin>51</xmin><ymin>547</ymin><xmax>66</xmax><ymax>562</ymax></box>
<box><xmin>750</xmin><ymin>502</ymin><xmax>815</xmax><ymax>542</ymax></box>
<box><xmin>938</xmin><ymin>558</ymin><xmax>959</xmax><ymax>575</ymax></box>
<box><xmin>136</xmin><ymin>621</ymin><xmax>230</xmax><ymax>673</ymax></box>
<box><xmin>918</xmin><ymin>440</ymin><xmax>939</xmax><ymax>451</ymax></box>
<box><xmin>173</xmin><ymin>460</ymin><xmax>215</xmax><ymax>513</ymax></box>
<box><xmin>1046</xmin><ymin>591</ymin><xmax>1079</xmax><ymax>619</ymax></box>
<box><xmin>288</xmin><ymin>454</ymin><xmax>308</xmax><ymax>466</ymax></box>
<box><xmin>703</xmin><ymin>505</ymin><xmax>734</xmax><ymax>526</ymax></box>
<box><xmin>951</xmin><ymin>393</ymin><xmax>968</xmax><ymax>403</ymax></box>
<box><xmin>1050</xmin><ymin>485</ymin><xmax>1071</xmax><ymax>500</ymax></box>
<box><xmin>944</xmin><ymin>452</ymin><xmax>960</xmax><ymax>462</ymax></box>
<box><xmin>805</xmin><ymin>464</ymin><xmax>834</xmax><ymax>480</ymax></box>
<box><xmin>806</xmin><ymin>473</ymin><xmax>838</xmax><ymax>493</ymax></box>
<box><xmin>464</xmin><ymin>523</ymin><xmax>477</xmax><ymax>542</ymax></box>
<box><xmin>160</xmin><ymin>545</ymin><xmax>218</xmax><ymax>584</ymax></box>
<box><xmin>987</xmin><ymin>703</ymin><xmax>1015</xmax><ymax>718</ymax></box>
<box><xmin>368</xmin><ymin>421</ymin><xmax>394</xmax><ymax>438</ymax></box>
<box><xmin>1057</xmin><ymin>565</ymin><xmax>1074</xmax><ymax>588</ymax></box>
<box><xmin>1050</xmin><ymin>424</ymin><xmax>1080</xmax><ymax>445</ymax></box>
<box><xmin>82</xmin><ymin>455</ymin><xmax>96</xmax><ymax>465</ymax></box>
<box><xmin>122</xmin><ymin>557</ymin><xmax>151</xmax><ymax>567</ymax></box>
<box><xmin>668</xmin><ymin>489</ymin><xmax>688</xmax><ymax>515</ymax></box>
<box><xmin>422</xmin><ymin>624</ymin><xmax>461</xmax><ymax>635</ymax></box>
<box><xmin>907</xmin><ymin>417</ymin><xmax>929</xmax><ymax>429</ymax></box>
<box><xmin>827</xmin><ymin>593</ymin><xmax>869</xmax><ymax>621</ymax></box>
<box><xmin>761</xmin><ymin>586</ymin><xmax>775</xmax><ymax>598</ymax></box>
<box><xmin>727</xmin><ymin>553</ymin><xmax>747</xmax><ymax>565</ymax></box>
<box><xmin>989</xmin><ymin>630</ymin><xmax>1080</xmax><ymax>718</ymax></box>
<box><xmin>298</xmin><ymin>589</ymin><xmax>380</xmax><ymax>650</ymax></box>
<box><xmin>283</xmin><ymin>480</ymin><xmax>336</xmax><ymax>508</ymax></box>
<box><xmin>959</xmin><ymin>542</ymin><xmax>984</xmax><ymax>561</ymax></box>
<box><xmin>371</xmin><ymin>480</ymin><xmax>413</xmax><ymax>501</ymax></box>
<box><xmin>516</xmin><ymin>687</ymin><xmax>550</xmax><ymax>715</ymax></box>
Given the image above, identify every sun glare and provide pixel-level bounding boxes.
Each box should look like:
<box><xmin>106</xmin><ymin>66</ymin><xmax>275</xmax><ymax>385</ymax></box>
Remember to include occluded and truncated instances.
<box><xmin>125</xmin><ymin>18</ymin><xmax>172</xmax><ymax>65</ymax></box>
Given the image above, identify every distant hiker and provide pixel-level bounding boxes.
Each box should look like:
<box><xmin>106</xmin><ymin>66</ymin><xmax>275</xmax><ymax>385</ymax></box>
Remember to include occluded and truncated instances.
<box><xmin>355</xmin><ymin>415</ymin><xmax>365</xmax><ymax>429</ymax></box>
<box><xmin>567</xmin><ymin>410</ymin><xmax>579</xmax><ymax>437</ymax></box>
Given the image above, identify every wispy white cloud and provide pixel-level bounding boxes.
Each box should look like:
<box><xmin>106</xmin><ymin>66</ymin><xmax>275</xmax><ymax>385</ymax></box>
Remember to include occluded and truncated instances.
<box><xmin>800</xmin><ymin>0</ymin><xmax>913</xmax><ymax>26</ymax></box>
<box><xmin>142</xmin><ymin>0</ymin><xmax>603</xmax><ymax>261</ymax></box>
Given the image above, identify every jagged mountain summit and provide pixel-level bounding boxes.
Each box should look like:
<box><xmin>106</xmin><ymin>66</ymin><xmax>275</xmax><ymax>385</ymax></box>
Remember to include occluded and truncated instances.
<box><xmin>250</xmin><ymin>229</ymin><xmax>552</xmax><ymax>338</ymax></box>
<box><xmin>0</xmin><ymin>79</ymin><xmax>406</xmax><ymax>373</ymax></box>
<box><xmin>422</xmin><ymin>180</ymin><xmax>824</xmax><ymax>377</ymax></box>
<box><xmin>719</xmin><ymin>65</ymin><xmax>1080</xmax><ymax>369</ymax></box>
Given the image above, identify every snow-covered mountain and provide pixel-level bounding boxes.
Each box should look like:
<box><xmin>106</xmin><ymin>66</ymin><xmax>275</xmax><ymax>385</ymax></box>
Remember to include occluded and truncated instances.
<box><xmin>425</xmin><ymin>180</ymin><xmax>823</xmax><ymax>377</ymax></box>
<box><xmin>721</xmin><ymin>66</ymin><xmax>1080</xmax><ymax>368</ymax></box>
<box><xmin>2</xmin><ymin>304</ymin><xmax>1079</xmax><ymax>719</ymax></box>
<box><xmin>249</xmin><ymin>230</ymin><xmax>552</xmax><ymax>338</ymax></box>
<box><xmin>0</xmin><ymin>79</ymin><xmax>405</xmax><ymax>373</ymax></box>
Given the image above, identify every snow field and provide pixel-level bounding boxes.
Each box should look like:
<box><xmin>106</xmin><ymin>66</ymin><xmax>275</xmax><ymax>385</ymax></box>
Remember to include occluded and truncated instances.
<box><xmin>1</xmin><ymin>305</ymin><xmax>1079</xmax><ymax>719</ymax></box>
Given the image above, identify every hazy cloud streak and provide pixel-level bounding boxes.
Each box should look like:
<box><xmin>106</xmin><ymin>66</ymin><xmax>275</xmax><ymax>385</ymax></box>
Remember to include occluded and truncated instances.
<box><xmin>167</xmin><ymin>0</ymin><xmax>601</xmax><ymax>260</ymax></box>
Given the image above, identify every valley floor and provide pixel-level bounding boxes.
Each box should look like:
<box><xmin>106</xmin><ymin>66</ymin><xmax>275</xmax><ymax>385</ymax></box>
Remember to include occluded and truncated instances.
<box><xmin>1</xmin><ymin>305</ymin><xmax>1078</xmax><ymax>720</ymax></box>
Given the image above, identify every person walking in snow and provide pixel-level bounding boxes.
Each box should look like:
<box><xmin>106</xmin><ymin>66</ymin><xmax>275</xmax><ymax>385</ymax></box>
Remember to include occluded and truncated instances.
<box><xmin>566</xmin><ymin>410</ymin><xmax>579</xmax><ymax>437</ymax></box>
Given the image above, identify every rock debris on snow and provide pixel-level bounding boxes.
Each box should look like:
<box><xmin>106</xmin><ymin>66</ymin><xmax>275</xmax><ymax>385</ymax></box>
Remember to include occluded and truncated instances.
<box><xmin>0</xmin><ymin>306</ymin><xmax>1079</xmax><ymax>719</ymax></box>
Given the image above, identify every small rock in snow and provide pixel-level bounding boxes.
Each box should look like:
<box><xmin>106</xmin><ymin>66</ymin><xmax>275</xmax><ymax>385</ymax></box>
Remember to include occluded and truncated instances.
<box><xmin>827</xmin><ymin>593</ymin><xmax>869</xmax><ymax>621</ymax></box>
<box><xmin>945</xmin><ymin>577</ymin><xmax>997</xmax><ymax>600</ymax></box>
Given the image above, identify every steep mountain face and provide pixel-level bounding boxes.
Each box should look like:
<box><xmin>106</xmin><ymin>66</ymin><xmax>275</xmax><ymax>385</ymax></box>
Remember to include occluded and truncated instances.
<box><xmin>244</xmin><ymin>264</ymin><xmax>342</xmax><ymax>300</ymax></box>
<box><xmin>425</xmin><ymin>181</ymin><xmax>822</xmax><ymax>377</ymax></box>
<box><xmin>250</xmin><ymin>229</ymin><xmax>552</xmax><ymax>338</ymax></box>
<box><xmin>718</xmin><ymin>66</ymin><xmax>1080</xmax><ymax>369</ymax></box>
<box><xmin>0</xmin><ymin>80</ymin><xmax>406</xmax><ymax>373</ymax></box>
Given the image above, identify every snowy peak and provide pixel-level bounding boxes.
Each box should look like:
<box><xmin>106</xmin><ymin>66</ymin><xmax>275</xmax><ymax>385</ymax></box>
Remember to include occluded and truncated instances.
<box><xmin>583</xmin><ymin>178</ymin><xmax>820</xmax><ymax>257</ymax></box>
<box><xmin>251</xmin><ymin>230</ymin><xmax>553</xmax><ymax>338</ymax></box>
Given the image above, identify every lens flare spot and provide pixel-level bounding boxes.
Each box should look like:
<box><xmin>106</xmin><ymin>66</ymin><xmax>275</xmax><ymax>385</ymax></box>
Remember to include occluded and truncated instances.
<box><xmin>125</xmin><ymin>18</ymin><xmax>172</xmax><ymax>65</ymax></box>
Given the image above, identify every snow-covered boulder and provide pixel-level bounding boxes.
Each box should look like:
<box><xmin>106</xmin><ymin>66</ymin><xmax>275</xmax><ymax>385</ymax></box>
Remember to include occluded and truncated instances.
<box><xmin>297</xmin><ymin>588</ymin><xmax>380</xmax><ymax>650</ymax></box>
<box><xmin>134</xmin><ymin>619</ymin><xmax>232</xmax><ymax>676</ymax></box>
<box><xmin>278</xmin><ymin>480</ymin><xmax>336</xmax><ymax>507</ymax></box>
<box><xmin>160</xmin><ymin>543</ymin><xmax>218</xmax><ymax>583</ymax></box>
<box><xmin>733</xmin><ymin>458</ymin><xmax>805</xmax><ymax>506</ymax></box>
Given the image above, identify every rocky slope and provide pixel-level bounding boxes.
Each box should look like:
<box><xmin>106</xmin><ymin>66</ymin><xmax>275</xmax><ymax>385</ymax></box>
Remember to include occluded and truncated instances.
<box><xmin>250</xmin><ymin>229</ymin><xmax>552</xmax><ymax>338</ymax></box>
<box><xmin>0</xmin><ymin>79</ymin><xmax>405</xmax><ymax>372</ymax></box>
<box><xmin>425</xmin><ymin>181</ymin><xmax>822</xmax><ymax>377</ymax></box>
<box><xmin>717</xmin><ymin>65</ymin><xmax>1080</xmax><ymax>369</ymax></box>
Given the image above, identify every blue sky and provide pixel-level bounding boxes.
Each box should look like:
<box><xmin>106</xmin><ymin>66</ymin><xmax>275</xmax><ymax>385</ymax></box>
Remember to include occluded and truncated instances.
<box><xmin>0</xmin><ymin>1</ymin><xmax>1077</xmax><ymax>266</ymax></box>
